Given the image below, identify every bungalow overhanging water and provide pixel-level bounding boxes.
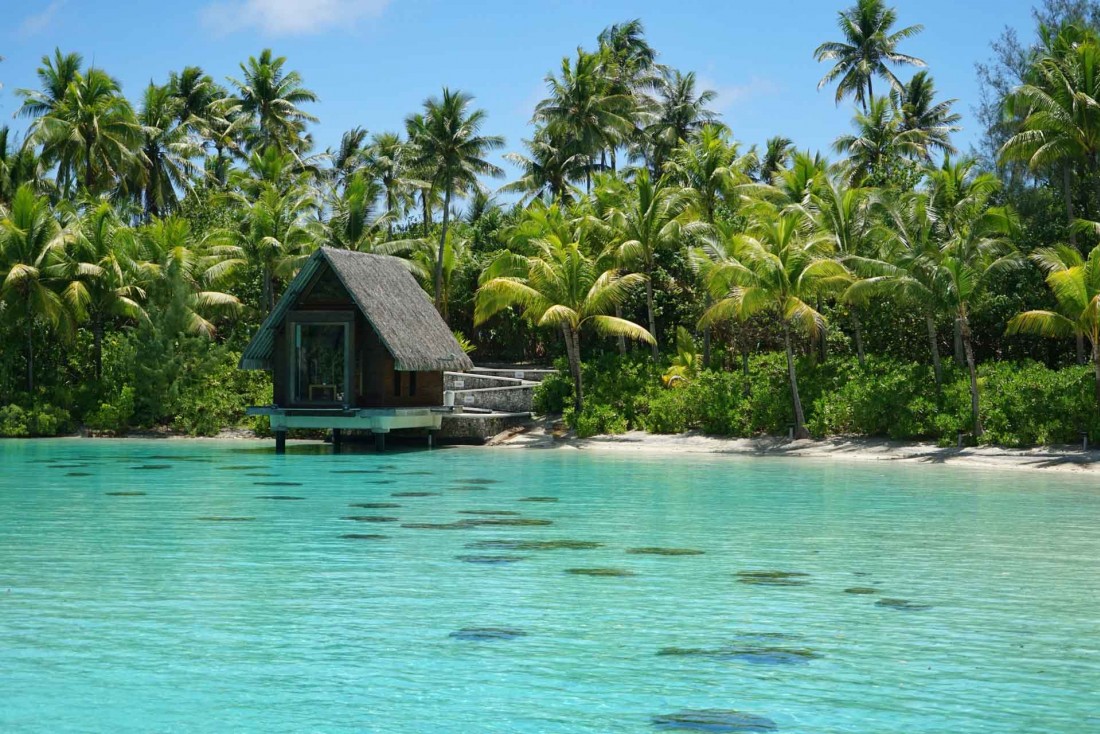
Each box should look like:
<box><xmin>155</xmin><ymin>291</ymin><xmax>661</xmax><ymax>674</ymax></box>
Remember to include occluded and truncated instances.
<box><xmin>239</xmin><ymin>247</ymin><xmax>474</xmax><ymax>452</ymax></box>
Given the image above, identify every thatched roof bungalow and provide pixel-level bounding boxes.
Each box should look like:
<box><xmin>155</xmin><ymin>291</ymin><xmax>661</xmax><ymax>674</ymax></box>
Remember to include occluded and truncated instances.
<box><xmin>241</xmin><ymin>247</ymin><xmax>472</xmax><ymax>451</ymax></box>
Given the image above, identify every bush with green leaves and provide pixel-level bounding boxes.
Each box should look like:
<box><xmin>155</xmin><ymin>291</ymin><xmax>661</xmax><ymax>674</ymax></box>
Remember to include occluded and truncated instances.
<box><xmin>0</xmin><ymin>403</ymin><xmax>74</xmax><ymax>437</ymax></box>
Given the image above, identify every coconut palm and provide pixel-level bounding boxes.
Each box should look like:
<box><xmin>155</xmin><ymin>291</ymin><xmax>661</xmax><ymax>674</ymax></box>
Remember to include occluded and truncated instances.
<box><xmin>0</xmin><ymin>185</ymin><xmax>71</xmax><ymax>391</ymax></box>
<box><xmin>1007</xmin><ymin>244</ymin><xmax>1100</xmax><ymax>409</ymax></box>
<box><xmin>16</xmin><ymin>49</ymin><xmax>83</xmax><ymax>119</ymax></box>
<box><xmin>892</xmin><ymin>71</ymin><xmax>960</xmax><ymax>158</ymax></box>
<box><xmin>406</xmin><ymin>88</ymin><xmax>504</xmax><ymax>316</ymax></box>
<box><xmin>129</xmin><ymin>83</ymin><xmax>203</xmax><ymax>217</ymax></box>
<box><xmin>0</xmin><ymin>127</ymin><xmax>52</xmax><ymax>206</ymax></box>
<box><xmin>833</xmin><ymin>97</ymin><xmax>924</xmax><ymax>186</ymax></box>
<box><xmin>815</xmin><ymin>0</ymin><xmax>925</xmax><ymax>110</ymax></box>
<box><xmin>225</xmin><ymin>49</ymin><xmax>319</xmax><ymax>154</ymax></box>
<box><xmin>139</xmin><ymin>217</ymin><xmax>240</xmax><ymax>337</ymax></box>
<box><xmin>56</xmin><ymin>203</ymin><xmax>147</xmax><ymax>379</ymax></box>
<box><xmin>641</xmin><ymin>70</ymin><xmax>720</xmax><ymax>175</ymax></box>
<box><xmin>699</xmin><ymin>208</ymin><xmax>850</xmax><ymax>438</ymax></box>
<box><xmin>364</xmin><ymin>132</ymin><xmax>413</xmax><ymax>237</ymax></box>
<box><xmin>31</xmin><ymin>68</ymin><xmax>141</xmax><ymax>196</ymax></box>
<box><xmin>750</xmin><ymin>136</ymin><xmax>796</xmax><ymax>185</ymax></box>
<box><xmin>1000</xmin><ymin>31</ymin><xmax>1100</xmax><ymax>247</ymax></box>
<box><xmin>168</xmin><ymin>66</ymin><xmax>220</xmax><ymax>133</ymax></box>
<box><xmin>329</xmin><ymin>127</ymin><xmax>369</xmax><ymax>189</ymax></box>
<box><xmin>475</xmin><ymin>235</ymin><xmax>653</xmax><ymax>413</ymax></box>
<box><xmin>534</xmin><ymin>50</ymin><xmax>635</xmax><ymax>190</ymax></box>
<box><xmin>605</xmin><ymin>169</ymin><xmax>699</xmax><ymax>360</ymax></box>
<box><xmin>502</xmin><ymin>132</ymin><xmax>585</xmax><ymax>205</ymax></box>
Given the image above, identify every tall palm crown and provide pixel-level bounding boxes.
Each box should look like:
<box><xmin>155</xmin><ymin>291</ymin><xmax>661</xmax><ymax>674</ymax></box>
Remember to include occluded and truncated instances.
<box><xmin>226</xmin><ymin>50</ymin><xmax>319</xmax><ymax>154</ymax></box>
<box><xmin>31</xmin><ymin>68</ymin><xmax>141</xmax><ymax>195</ymax></box>
<box><xmin>534</xmin><ymin>50</ymin><xmax>635</xmax><ymax>189</ymax></box>
<box><xmin>129</xmin><ymin>84</ymin><xmax>203</xmax><ymax>218</ymax></box>
<box><xmin>502</xmin><ymin>131</ymin><xmax>585</xmax><ymax>205</ymax></box>
<box><xmin>16</xmin><ymin>49</ymin><xmax>83</xmax><ymax>119</ymax></box>
<box><xmin>814</xmin><ymin>0</ymin><xmax>925</xmax><ymax>110</ymax></box>
<box><xmin>667</xmin><ymin>124</ymin><xmax>748</xmax><ymax>225</ymax></box>
<box><xmin>406</xmin><ymin>88</ymin><xmax>504</xmax><ymax>314</ymax></box>
<box><xmin>641</xmin><ymin>70</ymin><xmax>720</xmax><ymax>175</ymax></box>
<box><xmin>892</xmin><ymin>71</ymin><xmax>960</xmax><ymax>158</ymax></box>
<box><xmin>833</xmin><ymin>97</ymin><xmax>924</xmax><ymax>185</ymax></box>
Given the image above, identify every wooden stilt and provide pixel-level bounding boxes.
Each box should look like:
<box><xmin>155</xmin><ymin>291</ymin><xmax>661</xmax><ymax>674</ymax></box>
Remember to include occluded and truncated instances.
<box><xmin>375</xmin><ymin>432</ymin><xmax>386</xmax><ymax>452</ymax></box>
<box><xmin>275</xmin><ymin>430</ymin><xmax>287</xmax><ymax>454</ymax></box>
<box><xmin>427</xmin><ymin>430</ymin><xmax>434</xmax><ymax>449</ymax></box>
<box><xmin>332</xmin><ymin>428</ymin><xmax>342</xmax><ymax>452</ymax></box>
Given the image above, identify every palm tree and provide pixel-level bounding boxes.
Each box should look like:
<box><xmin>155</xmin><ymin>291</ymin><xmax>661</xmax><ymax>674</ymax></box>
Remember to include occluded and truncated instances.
<box><xmin>327</xmin><ymin>172</ymin><xmax>389</xmax><ymax>251</ymax></box>
<box><xmin>1000</xmin><ymin>31</ymin><xmax>1100</xmax><ymax>248</ymax></box>
<box><xmin>31</xmin><ymin>68</ymin><xmax>141</xmax><ymax>195</ymax></box>
<box><xmin>534</xmin><ymin>50</ymin><xmax>635</xmax><ymax>190</ymax></box>
<box><xmin>751</xmin><ymin>136</ymin><xmax>795</xmax><ymax>184</ymax></box>
<box><xmin>226</xmin><ymin>49</ymin><xmax>319</xmax><ymax>154</ymax></box>
<box><xmin>814</xmin><ymin>0</ymin><xmax>925</xmax><ymax>111</ymax></box>
<box><xmin>811</xmin><ymin>174</ymin><xmax>874</xmax><ymax>364</ymax></box>
<box><xmin>406</xmin><ymin>88</ymin><xmax>504</xmax><ymax>316</ymax></box>
<box><xmin>834</xmin><ymin>97</ymin><xmax>923</xmax><ymax>186</ymax></box>
<box><xmin>931</xmin><ymin>159</ymin><xmax>1020</xmax><ymax>435</ymax></box>
<box><xmin>668</xmin><ymin>124</ymin><xmax>750</xmax><ymax>362</ymax></box>
<box><xmin>699</xmin><ymin>208</ymin><xmax>850</xmax><ymax>438</ymax></box>
<box><xmin>1007</xmin><ymin>244</ymin><xmax>1100</xmax><ymax>410</ymax></box>
<box><xmin>363</xmin><ymin>132</ymin><xmax>413</xmax><ymax>237</ymax></box>
<box><xmin>139</xmin><ymin>217</ymin><xmax>240</xmax><ymax>337</ymax></box>
<box><xmin>0</xmin><ymin>128</ymin><xmax>52</xmax><ymax>206</ymax></box>
<box><xmin>502</xmin><ymin>132</ymin><xmax>585</xmax><ymax>205</ymax></box>
<box><xmin>16</xmin><ymin>49</ymin><xmax>83</xmax><ymax>119</ymax></box>
<box><xmin>329</xmin><ymin>127</ymin><xmax>369</xmax><ymax>189</ymax></box>
<box><xmin>892</xmin><ymin>71</ymin><xmax>960</xmax><ymax>158</ymax></box>
<box><xmin>641</xmin><ymin>70</ymin><xmax>720</xmax><ymax>175</ymax></box>
<box><xmin>57</xmin><ymin>203</ymin><xmax>147</xmax><ymax>379</ymax></box>
<box><xmin>847</xmin><ymin>190</ymin><xmax>952</xmax><ymax>388</ymax></box>
<box><xmin>605</xmin><ymin>169</ymin><xmax>698</xmax><ymax>360</ymax></box>
<box><xmin>130</xmin><ymin>83</ymin><xmax>203</xmax><ymax>218</ymax></box>
<box><xmin>0</xmin><ymin>185</ymin><xmax>71</xmax><ymax>391</ymax></box>
<box><xmin>168</xmin><ymin>66</ymin><xmax>220</xmax><ymax>132</ymax></box>
<box><xmin>475</xmin><ymin>236</ymin><xmax>653</xmax><ymax>413</ymax></box>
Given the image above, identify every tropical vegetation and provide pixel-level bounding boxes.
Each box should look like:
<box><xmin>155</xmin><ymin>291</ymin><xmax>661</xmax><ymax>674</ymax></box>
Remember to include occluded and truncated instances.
<box><xmin>2</xmin><ymin>0</ymin><xmax>1100</xmax><ymax>446</ymax></box>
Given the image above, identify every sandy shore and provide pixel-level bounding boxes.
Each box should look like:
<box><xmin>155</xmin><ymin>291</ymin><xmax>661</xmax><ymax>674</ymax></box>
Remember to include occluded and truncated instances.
<box><xmin>493</xmin><ymin>424</ymin><xmax>1100</xmax><ymax>474</ymax></box>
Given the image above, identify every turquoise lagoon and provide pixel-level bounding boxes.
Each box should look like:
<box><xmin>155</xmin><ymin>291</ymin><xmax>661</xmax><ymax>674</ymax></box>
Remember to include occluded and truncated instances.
<box><xmin>1</xmin><ymin>439</ymin><xmax>1099</xmax><ymax>733</ymax></box>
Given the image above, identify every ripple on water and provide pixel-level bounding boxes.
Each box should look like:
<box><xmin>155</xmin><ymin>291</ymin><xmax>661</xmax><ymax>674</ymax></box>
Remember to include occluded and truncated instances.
<box><xmin>341</xmin><ymin>533</ymin><xmax>388</xmax><ymax>540</ymax></box>
<box><xmin>255</xmin><ymin>495</ymin><xmax>305</xmax><ymax>500</ymax></box>
<box><xmin>658</xmin><ymin>644</ymin><xmax>820</xmax><ymax>666</ymax></box>
<box><xmin>651</xmin><ymin>709</ymin><xmax>778</xmax><ymax>732</ymax></box>
<box><xmin>457</xmin><ymin>510</ymin><xmax>522</xmax><ymax>516</ymax></box>
<box><xmin>449</xmin><ymin>627</ymin><xmax>526</xmax><ymax>641</ymax></box>
<box><xmin>254</xmin><ymin>481</ymin><xmax>303</xmax><ymax>487</ymax></box>
<box><xmin>518</xmin><ymin>496</ymin><xmax>558</xmax><ymax>502</ymax></box>
<box><xmin>844</xmin><ymin>587</ymin><xmax>878</xmax><ymax>595</ymax></box>
<box><xmin>391</xmin><ymin>491</ymin><xmax>438</xmax><ymax>497</ymax></box>
<box><xmin>65</xmin><ymin>472</ymin><xmax>94</xmax><ymax>477</ymax></box>
<box><xmin>196</xmin><ymin>516</ymin><xmax>254</xmax><ymax>522</ymax></box>
<box><xmin>105</xmin><ymin>491</ymin><xmax>147</xmax><ymax>496</ymax></box>
<box><xmin>736</xmin><ymin>571</ymin><xmax>810</xmax><ymax>587</ymax></box>
<box><xmin>343</xmin><ymin>516</ymin><xmax>399</xmax><ymax>523</ymax></box>
<box><xmin>565</xmin><ymin>567</ymin><xmax>635</xmax><ymax>577</ymax></box>
<box><xmin>454</xmin><ymin>478</ymin><xmax>499</xmax><ymax>485</ymax></box>
<box><xmin>349</xmin><ymin>502</ymin><xmax>401</xmax><ymax>509</ymax></box>
<box><xmin>131</xmin><ymin>465</ymin><xmax>171</xmax><ymax>470</ymax></box>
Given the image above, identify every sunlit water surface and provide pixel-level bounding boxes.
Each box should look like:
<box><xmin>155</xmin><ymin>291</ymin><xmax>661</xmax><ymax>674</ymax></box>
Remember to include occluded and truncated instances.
<box><xmin>1</xmin><ymin>439</ymin><xmax>1099</xmax><ymax>733</ymax></box>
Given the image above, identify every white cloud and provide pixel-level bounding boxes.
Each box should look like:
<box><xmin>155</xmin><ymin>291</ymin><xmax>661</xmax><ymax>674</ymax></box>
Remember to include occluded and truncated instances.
<box><xmin>200</xmin><ymin>0</ymin><xmax>391</xmax><ymax>37</ymax></box>
<box><xmin>699</xmin><ymin>75</ymin><xmax>780</xmax><ymax>113</ymax></box>
<box><xmin>20</xmin><ymin>0</ymin><xmax>65</xmax><ymax>36</ymax></box>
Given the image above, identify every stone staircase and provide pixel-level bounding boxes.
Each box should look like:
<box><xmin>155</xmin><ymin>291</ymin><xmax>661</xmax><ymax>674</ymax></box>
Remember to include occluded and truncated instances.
<box><xmin>438</xmin><ymin>366</ymin><xmax>553</xmax><ymax>442</ymax></box>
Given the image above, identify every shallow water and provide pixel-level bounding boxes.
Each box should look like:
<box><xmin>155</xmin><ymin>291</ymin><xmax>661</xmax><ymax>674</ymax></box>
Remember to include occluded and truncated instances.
<box><xmin>2</xmin><ymin>439</ymin><xmax>1100</xmax><ymax>733</ymax></box>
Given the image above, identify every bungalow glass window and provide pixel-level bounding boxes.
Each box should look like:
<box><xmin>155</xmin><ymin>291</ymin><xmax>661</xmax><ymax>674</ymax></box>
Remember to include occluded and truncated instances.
<box><xmin>293</xmin><ymin>323</ymin><xmax>348</xmax><ymax>404</ymax></box>
<box><xmin>409</xmin><ymin>372</ymin><xmax>417</xmax><ymax>396</ymax></box>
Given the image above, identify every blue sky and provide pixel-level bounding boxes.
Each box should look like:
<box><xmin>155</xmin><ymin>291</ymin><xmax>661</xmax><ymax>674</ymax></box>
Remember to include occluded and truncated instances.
<box><xmin>1</xmin><ymin>0</ymin><xmax>1040</xmax><ymax>180</ymax></box>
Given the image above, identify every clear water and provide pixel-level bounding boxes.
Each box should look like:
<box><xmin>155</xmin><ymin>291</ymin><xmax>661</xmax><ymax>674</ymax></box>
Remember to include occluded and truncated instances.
<box><xmin>2</xmin><ymin>439</ymin><xmax>1099</xmax><ymax>734</ymax></box>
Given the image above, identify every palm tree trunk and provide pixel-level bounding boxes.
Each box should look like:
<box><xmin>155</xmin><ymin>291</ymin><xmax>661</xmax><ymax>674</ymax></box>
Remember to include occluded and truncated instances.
<box><xmin>1065</xmin><ymin>164</ymin><xmax>1077</xmax><ymax>248</ymax></box>
<box><xmin>783</xmin><ymin>324</ymin><xmax>809</xmax><ymax>439</ymax></box>
<box><xmin>865</xmin><ymin>77</ymin><xmax>873</xmax><ymax>113</ymax></box>
<box><xmin>25</xmin><ymin>318</ymin><xmax>34</xmax><ymax>393</ymax></box>
<box><xmin>563</xmin><ymin>324</ymin><xmax>583</xmax><ymax>413</ymax></box>
<box><xmin>851</xmin><ymin>307</ymin><xmax>865</xmax><ymax>367</ymax></box>
<box><xmin>702</xmin><ymin>325</ymin><xmax>712</xmax><ymax>368</ymax></box>
<box><xmin>645</xmin><ymin>271</ymin><xmax>659</xmax><ymax>361</ymax></box>
<box><xmin>926</xmin><ymin>314</ymin><xmax>942</xmax><ymax>390</ymax></box>
<box><xmin>435</xmin><ymin>188</ymin><xmax>452</xmax><ymax>316</ymax></box>
<box><xmin>422</xmin><ymin>191</ymin><xmax>431</xmax><ymax>238</ymax></box>
<box><xmin>959</xmin><ymin>313</ymin><xmax>982</xmax><ymax>436</ymax></box>
<box><xmin>1093</xmin><ymin>337</ymin><xmax>1100</xmax><ymax>415</ymax></box>
<box><xmin>615</xmin><ymin>303</ymin><xmax>626</xmax><ymax>356</ymax></box>
<box><xmin>953</xmin><ymin>319</ymin><xmax>964</xmax><ymax>366</ymax></box>
<box><xmin>816</xmin><ymin>296</ymin><xmax>827</xmax><ymax>363</ymax></box>
<box><xmin>263</xmin><ymin>265</ymin><xmax>274</xmax><ymax>315</ymax></box>
<box><xmin>93</xmin><ymin>318</ymin><xmax>104</xmax><ymax>382</ymax></box>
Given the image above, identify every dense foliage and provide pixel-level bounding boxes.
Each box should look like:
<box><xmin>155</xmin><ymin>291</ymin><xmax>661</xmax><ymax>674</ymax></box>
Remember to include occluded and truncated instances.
<box><xmin>2</xmin><ymin>1</ymin><xmax>1100</xmax><ymax>445</ymax></box>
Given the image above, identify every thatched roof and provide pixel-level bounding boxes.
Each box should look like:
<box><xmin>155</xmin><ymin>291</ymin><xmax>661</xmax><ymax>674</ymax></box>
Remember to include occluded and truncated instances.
<box><xmin>239</xmin><ymin>247</ymin><xmax>474</xmax><ymax>372</ymax></box>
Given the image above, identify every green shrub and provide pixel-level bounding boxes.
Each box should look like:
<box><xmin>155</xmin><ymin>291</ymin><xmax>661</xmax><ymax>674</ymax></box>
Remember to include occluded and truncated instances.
<box><xmin>532</xmin><ymin>362</ymin><xmax>574</xmax><ymax>415</ymax></box>
<box><xmin>979</xmin><ymin>361</ymin><xmax>1100</xmax><ymax>447</ymax></box>
<box><xmin>565</xmin><ymin>403</ymin><xmax>629</xmax><ymax>438</ymax></box>
<box><xmin>0</xmin><ymin>405</ymin><xmax>29</xmax><ymax>437</ymax></box>
<box><xmin>86</xmin><ymin>386</ymin><xmax>136</xmax><ymax>435</ymax></box>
